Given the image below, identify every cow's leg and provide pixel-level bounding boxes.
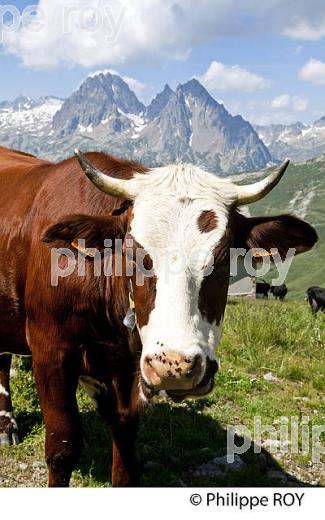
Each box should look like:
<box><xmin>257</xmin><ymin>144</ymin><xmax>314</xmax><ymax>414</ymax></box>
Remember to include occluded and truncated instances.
<box><xmin>32</xmin><ymin>346</ymin><xmax>82</xmax><ymax>487</ymax></box>
<box><xmin>111</xmin><ymin>412</ymin><xmax>139</xmax><ymax>487</ymax></box>
<box><xmin>308</xmin><ymin>297</ymin><xmax>318</xmax><ymax>315</ymax></box>
<box><xmin>0</xmin><ymin>354</ymin><xmax>19</xmax><ymax>446</ymax></box>
<box><xmin>95</xmin><ymin>376</ymin><xmax>140</xmax><ymax>487</ymax></box>
<box><xmin>111</xmin><ymin>374</ymin><xmax>142</xmax><ymax>487</ymax></box>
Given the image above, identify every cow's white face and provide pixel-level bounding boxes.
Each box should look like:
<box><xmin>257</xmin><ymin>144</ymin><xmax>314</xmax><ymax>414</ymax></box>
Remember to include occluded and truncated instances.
<box><xmin>72</xmin><ymin>151</ymin><xmax>303</xmax><ymax>399</ymax></box>
<box><xmin>127</xmin><ymin>165</ymin><xmax>238</xmax><ymax>397</ymax></box>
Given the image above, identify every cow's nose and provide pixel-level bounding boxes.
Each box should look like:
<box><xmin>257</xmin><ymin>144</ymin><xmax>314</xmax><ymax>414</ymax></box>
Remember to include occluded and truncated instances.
<box><xmin>143</xmin><ymin>350</ymin><xmax>203</xmax><ymax>390</ymax></box>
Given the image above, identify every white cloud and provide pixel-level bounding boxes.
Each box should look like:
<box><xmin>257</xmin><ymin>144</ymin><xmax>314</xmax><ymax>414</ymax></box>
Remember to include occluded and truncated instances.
<box><xmin>234</xmin><ymin>94</ymin><xmax>309</xmax><ymax>126</ymax></box>
<box><xmin>2</xmin><ymin>1</ymin><xmax>325</xmax><ymax>70</ymax></box>
<box><xmin>284</xmin><ymin>20</ymin><xmax>325</xmax><ymax>41</ymax></box>
<box><xmin>1</xmin><ymin>0</ymin><xmax>247</xmax><ymax>70</ymax></box>
<box><xmin>199</xmin><ymin>61</ymin><xmax>270</xmax><ymax>93</ymax></box>
<box><xmin>271</xmin><ymin>94</ymin><xmax>308</xmax><ymax>112</ymax></box>
<box><xmin>122</xmin><ymin>75</ymin><xmax>147</xmax><ymax>96</ymax></box>
<box><xmin>271</xmin><ymin>94</ymin><xmax>290</xmax><ymax>110</ymax></box>
<box><xmin>299</xmin><ymin>58</ymin><xmax>325</xmax><ymax>85</ymax></box>
<box><xmin>292</xmin><ymin>96</ymin><xmax>308</xmax><ymax>112</ymax></box>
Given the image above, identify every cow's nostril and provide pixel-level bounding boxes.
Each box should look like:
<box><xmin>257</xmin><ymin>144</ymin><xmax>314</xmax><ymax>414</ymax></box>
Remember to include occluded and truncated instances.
<box><xmin>143</xmin><ymin>355</ymin><xmax>163</xmax><ymax>386</ymax></box>
<box><xmin>185</xmin><ymin>354</ymin><xmax>201</xmax><ymax>378</ymax></box>
<box><xmin>143</xmin><ymin>350</ymin><xmax>203</xmax><ymax>390</ymax></box>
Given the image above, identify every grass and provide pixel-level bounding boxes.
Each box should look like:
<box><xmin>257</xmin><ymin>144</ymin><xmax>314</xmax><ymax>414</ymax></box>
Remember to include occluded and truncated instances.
<box><xmin>0</xmin><ymin>299</ymin><xmax>324</xmax><ymax>487</ymax></box>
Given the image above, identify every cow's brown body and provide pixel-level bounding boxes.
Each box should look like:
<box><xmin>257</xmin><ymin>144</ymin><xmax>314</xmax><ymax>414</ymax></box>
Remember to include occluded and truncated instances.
<box><xmin>0</xmin><ymin>146</ymin><xmax>318</xmax><ymax>487</ymax></box>
<box><xmin>0</xmin><ymin>147</ymin><xmax>147</xmax><ymax>486</ymax></box>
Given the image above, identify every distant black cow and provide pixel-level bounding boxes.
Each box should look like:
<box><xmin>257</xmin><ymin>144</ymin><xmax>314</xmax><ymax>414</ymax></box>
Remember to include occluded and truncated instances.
<box><xmin>307</xmin><ymin>286</ymin><xmax>325</xmax><ymax>314</ymax></box>
<box><xmin>271</xmin><ymin>284</ymin><xmax>288</xmax><ymax>301</ymax></box>
<box><xmin>256</xmin><ymin>280</ymin><xmax>270</xmax><ymax>298</ymax></box>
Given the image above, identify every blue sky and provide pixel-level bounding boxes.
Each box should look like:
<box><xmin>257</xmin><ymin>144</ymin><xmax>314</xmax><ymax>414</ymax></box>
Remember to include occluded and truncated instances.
<box><xmin>1</xmin><ymin>0</ymin><xmax>325</xmax><ymax>125</ymax></box>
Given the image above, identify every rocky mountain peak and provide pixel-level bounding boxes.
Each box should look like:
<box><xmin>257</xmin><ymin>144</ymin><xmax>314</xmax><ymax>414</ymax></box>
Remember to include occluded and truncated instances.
<box><xmin>146</xmin><ymin>84</ymin><xmax>174</xmax><ymax>120</ymax></box>
<box><xmin>52</xmin><ymin>72</ymin><xmax>145</xmax><ymax>137</ymax></box>
<box><xmin>313</xmin><ymin>116</ymin><xmax>325</xmax><ymax>128</ymax></box>
<box><xmin>178</xmin><ymin>78</ymin><xmax>211</xmax><ymax>100</ymax></box>
<box><xmin>0</xmin><ymin>95</ymin><xmax>38</xmax><ymax>111</ymax></box>
<box><xmin>0</xmin><ymin>72</ymin><xmax>273</xmax><ymax>173</ymax></box>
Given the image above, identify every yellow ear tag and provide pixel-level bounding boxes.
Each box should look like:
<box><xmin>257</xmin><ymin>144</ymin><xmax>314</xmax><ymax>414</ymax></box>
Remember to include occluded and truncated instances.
<box><xmin>252</xmin><ymin>250</ymin><xmax>273</xmax><ymax>258</ymax></box>
<box><xmin>71</xmin><ymin>240</ymin><xmax>97</xmax><ymax>258</ymax></box>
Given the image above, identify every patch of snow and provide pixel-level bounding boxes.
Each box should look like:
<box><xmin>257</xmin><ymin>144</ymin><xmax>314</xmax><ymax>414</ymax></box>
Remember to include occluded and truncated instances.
<box><xmin>78</xmin><ymin>123</ymin><xmax>93</xmax><ymax>133</ymax></box>
<box><xmin>125</xmin><ymin>112</ymin><xmax>145</xmax><ymax>126</ymax></box>
<box><xmin>272</xmin><ymin>124</ymin><xmax>325</xmax><ymax>146</ymax></box>
<box><xmin>117</xmin><ymin>110</ymin><xmax>148</xmax><ymax>138</ymax></box>
<box><xmin>257</xmin><ymin>131</ymin><xmax>269</xmax><ymax>147</ymax></box>
<box><xmin>0</xmin><ymin>98</ymin><xmax>63</xmax><ymax>137</ymax></box>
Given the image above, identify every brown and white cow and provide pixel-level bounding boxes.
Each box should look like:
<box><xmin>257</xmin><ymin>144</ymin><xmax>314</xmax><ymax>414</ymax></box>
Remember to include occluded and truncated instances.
<box><xmin>0</xmin><ymin>146</ymin><xmax>317</xmax><ymax>486</ymax></box>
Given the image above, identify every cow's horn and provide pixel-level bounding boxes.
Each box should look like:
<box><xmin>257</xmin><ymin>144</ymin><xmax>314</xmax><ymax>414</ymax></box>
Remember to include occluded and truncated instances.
<box><xmin>236</xmin><ymin>159</ymin><xmax>290</xmax><ymax>205</ymax></box>
<box><xmin>74</xmin><ymin>149</ymin><xmax>131</xmax><ymax>199</ymax></box>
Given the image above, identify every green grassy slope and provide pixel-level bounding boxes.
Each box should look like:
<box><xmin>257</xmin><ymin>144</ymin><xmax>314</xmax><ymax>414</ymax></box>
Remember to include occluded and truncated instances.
<box><xmin>1</xmin><ymin>300</ymin><xmax>324</xmax><ymax>487</ymax></box>
<box><xmin>241</xmin><ymin>156</ymin><xmax>325</xmax><ymax>298</ymax></box>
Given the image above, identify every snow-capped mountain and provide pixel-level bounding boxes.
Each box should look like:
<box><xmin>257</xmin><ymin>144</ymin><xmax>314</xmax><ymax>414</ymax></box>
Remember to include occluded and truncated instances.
<box><xmin>52</xmin><ymin>73</ymin><xmax>145</xmax><ymax>139</ymax></box>
<box><xmin>0</xmin><ymin>72</ymin><xmax>271</xmax><ymax>174</ymax></box>
<box><xmin>0</xmin><ymin>95</ymin><xmax>64</xmax><ymax>156</ymax></box>
<box><xmin>255</xmin><ymin>119</ymin><xmax>325</xmax><ymax>163</ymax></box>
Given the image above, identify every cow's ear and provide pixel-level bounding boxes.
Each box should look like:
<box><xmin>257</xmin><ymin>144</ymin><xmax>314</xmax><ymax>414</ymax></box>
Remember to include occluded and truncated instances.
<box><xmin>233</xmin><ymin>212</ymin><xmax>318</xmax><ymax>258</ymax></box>
<box><xmin>42</xmin><ymin>214</ymin><xmax>125</xmax><ymax>251</ymax></box>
